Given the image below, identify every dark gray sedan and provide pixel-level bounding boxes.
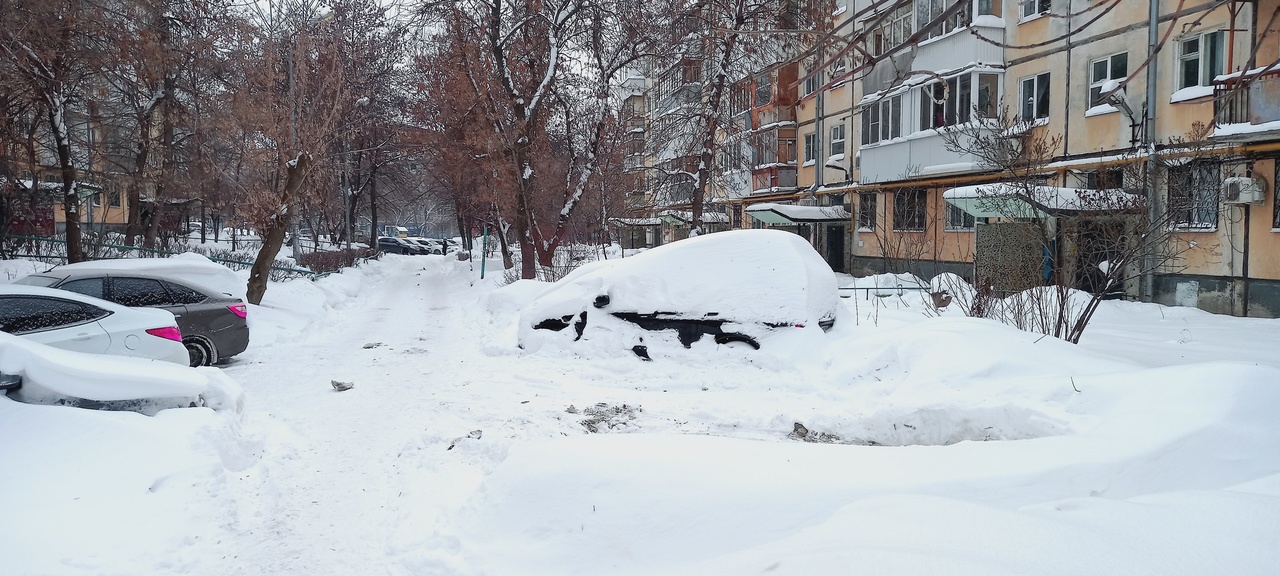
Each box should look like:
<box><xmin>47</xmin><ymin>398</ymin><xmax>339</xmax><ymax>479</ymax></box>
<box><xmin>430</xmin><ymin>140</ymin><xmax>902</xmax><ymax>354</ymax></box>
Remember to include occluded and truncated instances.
<box><xmin>14</xmin><ymin>270</ymin><xmax>250</xmax><ymax>367</ymax></box>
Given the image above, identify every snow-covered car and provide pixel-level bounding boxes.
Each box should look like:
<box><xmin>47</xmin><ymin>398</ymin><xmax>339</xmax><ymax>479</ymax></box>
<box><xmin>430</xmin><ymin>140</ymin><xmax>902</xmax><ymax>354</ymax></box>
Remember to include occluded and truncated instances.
<box><xmin>14</xmin><ymin>269</ymin><xmax>250</xmax><ymax>367</ymax></box>
<box><xmin>517</xmin><ymin>229</ymin><xmax>840</xmax><ymax>358</ymax></box>
<box><xmin>0</xmin><ymin>284</ymin><xmax>188</xmax><ymax>365</ymax></box>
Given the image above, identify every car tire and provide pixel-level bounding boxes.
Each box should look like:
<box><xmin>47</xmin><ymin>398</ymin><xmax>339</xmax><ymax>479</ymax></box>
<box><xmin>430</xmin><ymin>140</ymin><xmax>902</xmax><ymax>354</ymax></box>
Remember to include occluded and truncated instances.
<box><xmin>184</xmin><ymin>337</ymin><xmax>217</xmax><ymax>367</ymax></box>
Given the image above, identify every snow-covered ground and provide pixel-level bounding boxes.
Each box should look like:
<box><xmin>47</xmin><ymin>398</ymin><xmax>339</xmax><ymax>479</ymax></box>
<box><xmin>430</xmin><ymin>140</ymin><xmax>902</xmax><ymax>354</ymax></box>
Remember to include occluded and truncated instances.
<box><xmin>2</xmin><ymin>250</ymin><xmax>1279</xmax><ymax>576</ymax></box>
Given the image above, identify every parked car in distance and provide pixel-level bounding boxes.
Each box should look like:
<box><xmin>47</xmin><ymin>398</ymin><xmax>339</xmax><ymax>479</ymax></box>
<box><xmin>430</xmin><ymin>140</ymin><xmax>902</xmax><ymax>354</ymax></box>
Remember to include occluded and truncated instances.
<box><xmin>0</xmin><ymin>284</ymin><xmax>188</xmax><ymax>365</ymax></box>
<box><xmin>404</xmin><ymin>237</ymin><xmax>444</xmax><ymax>255</ymax></box>
<box><xmin>377</xmin><ymin>236</ymin><xmax>426</xmax><ymax>255</ymax></box>
<box><xmin>13</xmin><ymin>270</ymin><xmax>250</xmax><ymax>367</ymax></box>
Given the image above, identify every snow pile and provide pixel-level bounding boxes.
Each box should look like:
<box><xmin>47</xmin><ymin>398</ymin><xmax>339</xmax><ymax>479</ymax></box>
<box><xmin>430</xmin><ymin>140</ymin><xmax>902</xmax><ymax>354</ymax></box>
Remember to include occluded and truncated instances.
<box><xmin>2</xmin><ymin>249</ymin><xmax>1280</xmax><ymax>576</ymax></box>
<box><xmin>50</xmin><ymin>252</ymin><xmax>247</xmax><ymax>299</ymax></box>
<box><xmin>0</xmin><ymin>332</ymin><xmax>243</xmax><ymax>412</ymax></box>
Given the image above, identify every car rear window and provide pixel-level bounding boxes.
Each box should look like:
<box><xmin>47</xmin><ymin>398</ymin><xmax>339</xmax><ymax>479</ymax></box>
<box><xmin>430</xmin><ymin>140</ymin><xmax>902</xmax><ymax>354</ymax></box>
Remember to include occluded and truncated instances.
<box><xmin>0</xmin><ymin>296</ymin><xmax>110</xmax><ymax>334</ymax></box>
<box><xmin>161</xmin><ymin>280</ymin><xmax>207</xmax><ymax>304</ymax></box>
<box><xmin>12</xmin><ymin>275</ymin><xmax>61</xmax><ymax>287</ymax></box>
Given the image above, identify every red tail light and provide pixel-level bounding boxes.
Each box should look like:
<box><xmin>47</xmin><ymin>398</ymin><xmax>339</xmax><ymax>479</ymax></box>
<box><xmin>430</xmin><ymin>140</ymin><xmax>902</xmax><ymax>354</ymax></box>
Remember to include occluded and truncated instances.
<box><xmin>146</xmin><ymin>326</ymin><xmax>183</xmax><ymax>341</ymax></box>
<box><xmin>228</xmin><ymin>303</ymin><xmax>248</xmax><ymax>319</ymax></box>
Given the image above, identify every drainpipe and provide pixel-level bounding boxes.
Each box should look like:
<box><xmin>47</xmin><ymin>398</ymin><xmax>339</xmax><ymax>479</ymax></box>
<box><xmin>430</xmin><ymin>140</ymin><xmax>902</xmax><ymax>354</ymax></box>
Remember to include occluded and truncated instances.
<box><xmin>1142</xmin><ymin>0</ymin><xmax>1159</xmax><ymax>303</ymax></box>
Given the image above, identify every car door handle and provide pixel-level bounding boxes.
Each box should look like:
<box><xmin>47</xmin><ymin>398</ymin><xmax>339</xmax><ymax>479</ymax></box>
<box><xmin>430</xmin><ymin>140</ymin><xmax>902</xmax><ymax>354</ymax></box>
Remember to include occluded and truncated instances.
<box><xmin>72</xmin><ymin>333</ymin><xmax>94</xmax><ymax>341</ymax></box>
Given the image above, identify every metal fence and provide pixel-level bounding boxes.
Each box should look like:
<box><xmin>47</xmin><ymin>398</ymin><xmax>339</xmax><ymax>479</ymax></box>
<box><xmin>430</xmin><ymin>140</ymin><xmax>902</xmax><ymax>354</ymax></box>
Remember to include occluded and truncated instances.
<box><xmin>0</xmin><ymin>235</ymin><xmax>323</xmax><ymax>281</ymax></box>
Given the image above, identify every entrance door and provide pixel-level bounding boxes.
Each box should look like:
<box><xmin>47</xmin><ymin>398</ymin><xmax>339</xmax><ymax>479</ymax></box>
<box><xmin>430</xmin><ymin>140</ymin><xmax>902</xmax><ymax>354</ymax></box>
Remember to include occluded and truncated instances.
<box><xmin>825</xmin><ymin>225</ymin><xmax>846</xmax><ymax>272</ymax></box>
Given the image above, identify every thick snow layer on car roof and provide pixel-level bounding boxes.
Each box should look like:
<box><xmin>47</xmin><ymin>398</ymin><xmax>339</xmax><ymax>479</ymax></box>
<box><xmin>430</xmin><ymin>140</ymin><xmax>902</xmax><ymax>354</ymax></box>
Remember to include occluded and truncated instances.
<box><xmin>0</xmin><ymin>333</ymin><xmax>242</xmax><ymax>410</ymax></box>
<box><xmin>49</xmin><ymin>253</ymin><xmax>245</xmax><ymax>298</ymax></box>
<box><xmin>524</xmin><ymin>229</ymin><xmax>839</xmax><ymax>325</ymax></box>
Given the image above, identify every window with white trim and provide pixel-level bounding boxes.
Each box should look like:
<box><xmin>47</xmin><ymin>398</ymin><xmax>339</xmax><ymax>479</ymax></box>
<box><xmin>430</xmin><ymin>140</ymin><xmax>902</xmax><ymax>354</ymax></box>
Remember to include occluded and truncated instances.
<box><xmin>1021</xmin><ymin>0</ymin><xmax>1050</xmax><ymax>19</ymax></box>
<box><xmin>1019</xmin><ymin>72</ymin><xmax>1050</xmax><ymax>121</ymax></box>
<box><xmin>803</xmin><ymin>62</ymin><xmax>820</xmax><ymax>95</ymax></box>
<box><xmin>861</xmin><ymin>94</ymin><xmax>902</xmax><ymax>145</ymax></box>
<box><xmin>1168</xmin><ymin>161</ymin><xmax>1220</xmax><ymax>228</ymax></box>
<box><xmin>871</xmin><ymin>4</ymin><xmax>913</xmax><ymax>56</ymax></box>
<box><xmin>1089</xmin><ymin>52</ymin><xmax>1128</xmax><ymax>107</ymax></box>
<box><xmin>920</xmin><ymin>74</ymin><xmax>971</xmax><ymax>130</ymax></box>
<box><xmin>830</xmin><ymin>56</ymin><xmax>847</xmax><ymax>83</ymax></box>
<box><xmin>830</xmin><ymin>124</ymin><xmax>846</xmax><ymax>156</ymax></box>
<box><xmin>1178</xmin><ymin>30</ymin><xmax>1225</xmax><ymax>89</ymax></box>
<box><xmin>803</xmin><ymin>132</ymin><xmax>818</xmax><ymax>163</ymax></box>
<box><xmin>916</xmin><ymin>0</ymin><xmax>972</xmax><ymax>41</ymax></box>
<box><xmin>946</xmin><ymin>203</ymin><xmax>975</xmax><ymax>230</ymax></box>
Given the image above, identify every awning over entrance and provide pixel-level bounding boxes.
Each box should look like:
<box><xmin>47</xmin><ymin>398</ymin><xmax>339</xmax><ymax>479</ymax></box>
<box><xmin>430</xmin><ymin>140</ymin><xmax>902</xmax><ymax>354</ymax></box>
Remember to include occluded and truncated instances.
<box><xmin>744</xmin><ymin>202</ymin><xmax>852</xmax><ymax>225</ymax></box>
<box><xmin>944</xmin><ymin>183</ymin><xmax>1136</xmax><ymax>218</ymax></box>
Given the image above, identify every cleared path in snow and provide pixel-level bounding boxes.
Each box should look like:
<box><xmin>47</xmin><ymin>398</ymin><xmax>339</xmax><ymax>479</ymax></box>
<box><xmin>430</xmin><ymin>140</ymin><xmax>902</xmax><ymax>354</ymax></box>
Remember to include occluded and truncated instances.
<box><xmin>218</xmin><ymin>256</ymin><xmax>492</xmax><ymax>575</ymax></box>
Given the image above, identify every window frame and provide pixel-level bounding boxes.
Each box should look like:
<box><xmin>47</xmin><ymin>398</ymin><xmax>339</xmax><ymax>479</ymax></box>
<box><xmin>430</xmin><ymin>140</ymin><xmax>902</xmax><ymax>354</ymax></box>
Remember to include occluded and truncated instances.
<box><xmin>1089</xmin><ymin>52</ymin><xmax>1128</xmax><ymax>107</ymax></box>
<box><xmin>1019</xmin><ymin>72</ymin><xmax>1051</xmax><ymax>121</ymax></box>
<box><xmin>945</xmin><ymin>203</ymin><xmax>976</xmax><ymax>231</ymax></box>
<box><xmin>861</xmin><ymin>94</ymin><xmax>902</xmax><ymax>145</ymax></box>
<box><xmin>1177</xmin><ymin>30</ymin><xmax>1225</xmax><ymax>90</ymax></box>
<box><xmin>1167</xmin><ymin>160</ymin><xmax>1221</xmax><ymax>229</ymax></box>
<box><xmin>893</xmin><ymin>188</ymin><xmax>928</xmax><ymax>232</ymax></box>
<box><xmin>857</xmin><ymin>192</ymin><xmax>877</xmax><ymax>232</ymax></box>
<box><xmin>920</xmin><ymin>74</ymin><xmax>971</xmax><ymax>131</ymax></box>
<box><xmin>803</xmin><ymin>132</ymin><xmax>818</xmax><ymax>163</ymax></box>
<box><xmin>829</xmin><ymin>123</ymin><xmax>846</xmax><ymax>157</ymax></box>
<box><xmin>1020</xmin><ymin>0</ymin><xmax>1050</xmax><ymax>20</ymax></box>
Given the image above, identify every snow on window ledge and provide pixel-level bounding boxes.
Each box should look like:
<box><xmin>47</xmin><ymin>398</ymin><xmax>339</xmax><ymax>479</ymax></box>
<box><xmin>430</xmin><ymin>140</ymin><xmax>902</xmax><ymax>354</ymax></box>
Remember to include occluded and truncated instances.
<box><xmin>1171</xmin><ymin>85</ymin><xmax>1214</xmax><ymax>104</ymax></box>
<box><xmin>1019</xmin><ymin>12</ymin><xmax>1048</xmax><ymax>25</ymax></box>
<box><xmin>831</xmin><ymin>5</ymin><xmax>846</xmax><ymax>16</ymax></box>
<box><xmin>1170</xmin><ymin>224</ymin><xmax>1219</xmax><ymax>233</ymax></box>
<box><xmin>802</xmin><ymin>159</ymin><xmax>816</xmax><ymax>167</ymax></box>
<box><xmin>1085</xmin><ymin>103</ymin><xmax>1120</xmax><ymax>117</ymax></box>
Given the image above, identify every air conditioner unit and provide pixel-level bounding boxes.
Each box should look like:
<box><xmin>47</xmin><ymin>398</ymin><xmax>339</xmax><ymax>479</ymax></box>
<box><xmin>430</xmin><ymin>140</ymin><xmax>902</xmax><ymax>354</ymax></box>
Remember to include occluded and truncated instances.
<box><xmin>1222</xmin><ymin>176</ymin><xmax>1265</xmax><ymax>205</ymax></box>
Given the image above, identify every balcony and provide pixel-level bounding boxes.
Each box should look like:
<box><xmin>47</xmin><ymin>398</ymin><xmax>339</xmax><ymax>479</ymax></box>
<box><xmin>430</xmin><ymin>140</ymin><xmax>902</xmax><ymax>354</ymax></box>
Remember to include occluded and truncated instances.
<box><xmin>1213</xmin><ymin>68</ymin><xmax>1280</xmax><ymax>139</ymax></box>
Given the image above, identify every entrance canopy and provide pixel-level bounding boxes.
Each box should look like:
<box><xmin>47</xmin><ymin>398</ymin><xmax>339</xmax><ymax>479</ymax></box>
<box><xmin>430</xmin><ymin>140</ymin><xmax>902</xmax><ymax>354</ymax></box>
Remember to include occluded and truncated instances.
<box><xmin>944</xmin><ymin>183</ymin><xmax>1137</xmax><ymax>219</ymax></box>
<box><xmin>745</xmin><ymin>203</ymin><xmax>852</xmax><ymax>225</ymax></box>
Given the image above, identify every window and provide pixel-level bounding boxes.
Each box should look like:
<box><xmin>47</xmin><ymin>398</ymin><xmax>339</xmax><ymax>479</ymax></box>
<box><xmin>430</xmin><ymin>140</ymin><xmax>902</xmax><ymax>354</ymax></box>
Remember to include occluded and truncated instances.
<box><xmin>861</xmin><ymin>95</ymin><xmax>902</xmax><ymax>145</ymax></box>
<box><xmin>112</xmin><ymin>277</ymin><xmax>174</xmax><ymax>307</ymax></box>
<box><xmin>977</xmin><ymin>0</ymin><xmax>1000</xmax><ymax>17</ymax></box>
<box><xmin>804</xmin><ymin>132</ymin><xmax>818</xmax><ymax>163</ymax></box>
<box><xmin>858</xmin><ymin>192</ymin><xmax>877</xmax><ymax>231</ymax></box>
<box><xmin>1178</xmin><ymin>31</ymin><xmax>1225</xmax><ymax>90</ymax></box>
<box><xmin>754</xmin><ymin>72</ymin><xmax>772</xmax><ymax>107</ymax></box>
<box><xmin>830</xmin><ymin>124</ymin><xmax>846</xmax><ymax>156</ymax></box>
<box><xmin>893</xmin><ymin>188</ymin><xmax>927</xmax><ymax>231</ymax></box>
<box><xmin>803</xmin><ymin>62</ymin><xmax>820</xmax><ymax>95</ymax></box>
<box><xmin>1089</xmin><ymin>53</ymin><xmax>1128</xmax><ymax>107</ymax></box>
<box><xmin>108</xmin><ymin>187</ymin><xmax>121</xmax><ymax>208</ymax></box>
<box><xmin>872</xmin><ymin>4</ymin><xmax>914</xmax><ymax>56</ymax></box>
<box><xmin>830</xmin><ymin>57</ymin><xmax>847</xmax><ymax>83</ymax></box>
<box><xmin>946</xmin><ymin>203</ymin><xmax>975</xmax><ymax>230</ymax></box>
<box><xmin>917</xmin><ymin>0</ymin><xmax>972</xmax><ymax>41</ymax></box>
<box><xmin>60</xmin><ymin>278</ymin><xmax>105</xmax><ymax>300</ymax></box>
<box><xmin>1168</xmin><ymin>161</ymin><xmax>1220</xmax><ymax>228</ymax></box>
<box><xmin>920</xmin><ymin>74</ymin><xmax>971</xmax><ymax>130</ymax></box>
<box><xmin>1020</xmin><ymin>73</ymin><xmax>1050</xmax><ymax>120</ymax></box>
<box><xmin>162</xmin><ymin>280</ymin><xmax>207</xmax><ymax>305</ymax></box>
<box><xmin>1086</xmin><ymin>169</ymin><xmax>1124</xmax><ymax>190</ymax></box>
<box><xmin>976</xmin><ymin>73</ymin><xmax>1000</xmax><ymax>117</ymax></box>
<box><xmin>0</xmin><ymin>297</ymin><xmax>108</xmax><ymax>334</ymax></box>
<box><xmin>1021</xmin><ymin>0</ymin><xmax>1050</xmax><ymax>19</ymax></box>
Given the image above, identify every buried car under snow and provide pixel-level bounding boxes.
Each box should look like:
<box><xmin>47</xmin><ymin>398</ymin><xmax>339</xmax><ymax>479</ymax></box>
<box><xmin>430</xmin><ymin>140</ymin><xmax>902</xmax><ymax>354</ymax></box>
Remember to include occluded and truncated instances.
<box><xmin>517</xmin><ymin>229</ymin><xmax>840</xmax><ymax>358</ymax></box>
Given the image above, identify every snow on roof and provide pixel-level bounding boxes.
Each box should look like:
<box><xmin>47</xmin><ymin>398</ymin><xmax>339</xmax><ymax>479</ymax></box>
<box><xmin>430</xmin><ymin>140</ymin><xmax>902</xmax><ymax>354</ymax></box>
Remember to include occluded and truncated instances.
<box><xmin>1211</xmin><ymin>119</ymin><xmax>1280</xmax><ymax>139</ymax></box>
<box><xmin>945</xmin><ymin>183</ymin><xmax>1137</xmax><ymax>216</ymax></box>
<box><xmin>610</xmin><ymin>217</ymin><xmax>662</xmax><ymax>226</ymax></box>
<box><xmin>746</xmin><ymin>202</ymin><xmax>852</xmax><ymax>223</ymax></box>
<box><xmin>658</xmin><ymin>210</ymin><xmax>730</xmax><ymax>223</ymax></box>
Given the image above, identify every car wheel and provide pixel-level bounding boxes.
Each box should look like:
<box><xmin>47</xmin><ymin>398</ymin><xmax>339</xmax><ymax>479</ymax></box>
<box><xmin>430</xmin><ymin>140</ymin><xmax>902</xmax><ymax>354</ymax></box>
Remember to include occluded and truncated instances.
<box><xmin>184</xmin><ymin>338</ymin><xmax>217</xmax><ymax>367</ymax></box>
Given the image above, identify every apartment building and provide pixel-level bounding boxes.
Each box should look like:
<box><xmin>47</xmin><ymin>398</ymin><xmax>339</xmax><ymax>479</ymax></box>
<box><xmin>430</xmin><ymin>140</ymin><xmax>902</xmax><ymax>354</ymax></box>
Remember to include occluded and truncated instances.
<box><xmin>833</xmin><ymin>0</ymin><xmax>1280</xmax><ymax>317</ymax></box>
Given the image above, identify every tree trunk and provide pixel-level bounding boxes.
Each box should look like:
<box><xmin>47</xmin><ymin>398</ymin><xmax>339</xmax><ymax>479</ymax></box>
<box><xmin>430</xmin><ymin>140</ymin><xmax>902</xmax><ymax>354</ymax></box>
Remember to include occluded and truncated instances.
<box><xmin>49</xmin><ymin>108</ymin><xmax>84</xmax><ymax>263</ymax></box>
<box><xmin>368</xmin><ymin>161</ymin><xmax>378</xmax><ymax>248</ymax></box>
<box><xmin>246</xmin><ymin>153</ymin><xmax>312</xmax><ymax>305</ymax></box>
